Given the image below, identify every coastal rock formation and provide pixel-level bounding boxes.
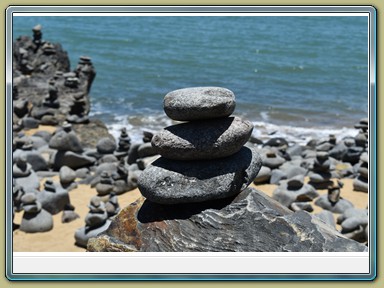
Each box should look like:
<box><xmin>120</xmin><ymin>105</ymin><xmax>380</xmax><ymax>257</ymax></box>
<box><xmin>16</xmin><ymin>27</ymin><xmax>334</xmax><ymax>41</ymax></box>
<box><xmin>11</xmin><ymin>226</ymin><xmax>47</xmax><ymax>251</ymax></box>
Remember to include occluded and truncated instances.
<box><xmin>87</xmin><ymin>188</ymin><xmax>367</xmax><ymax>252</ymax></box>
<box><xmin>139</xmin><ymin>87</ymin><xmax>261</xmax><ymax>204</ymax></box>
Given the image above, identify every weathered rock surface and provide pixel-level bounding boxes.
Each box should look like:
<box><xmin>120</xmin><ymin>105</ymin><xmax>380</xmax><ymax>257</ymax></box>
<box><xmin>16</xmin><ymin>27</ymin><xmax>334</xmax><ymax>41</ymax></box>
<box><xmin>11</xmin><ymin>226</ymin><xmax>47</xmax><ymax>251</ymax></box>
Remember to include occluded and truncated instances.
<box><xmin>152</xmin><ymin>116</ymin><xmax>253</xmax><ymax>160</ymax></box>
<box><xmin>163</xmin><ymin>87</ymin><xmax>236</xmax><ymax>121</ymax></box>
<box><xmin>138</xmin><ymin>146</ymin><xmax>262</xmax><ymax>204</ymax></box>
<box><xmin>87</xmin><ymin>188</ymin><xmax>367</xmax><ymax>252</ymax></box>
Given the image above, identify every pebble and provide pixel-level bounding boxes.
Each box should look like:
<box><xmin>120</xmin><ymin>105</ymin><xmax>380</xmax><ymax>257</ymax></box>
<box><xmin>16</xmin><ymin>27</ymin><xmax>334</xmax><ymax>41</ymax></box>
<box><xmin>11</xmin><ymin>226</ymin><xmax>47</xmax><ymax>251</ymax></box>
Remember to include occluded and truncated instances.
<box><xmin>152</xmin><ymin>116</ymin><xmax>253</xmax><ymax>160</ymax></box>
<box><xmin>163</xmin><ymin>87</ymin><xmax>235</xmax><ymax>121</ymax></box>
<box><xmin>138</xmin><ymin>146</ymin><xmax>262</xmax><ymax>204</ymax></box>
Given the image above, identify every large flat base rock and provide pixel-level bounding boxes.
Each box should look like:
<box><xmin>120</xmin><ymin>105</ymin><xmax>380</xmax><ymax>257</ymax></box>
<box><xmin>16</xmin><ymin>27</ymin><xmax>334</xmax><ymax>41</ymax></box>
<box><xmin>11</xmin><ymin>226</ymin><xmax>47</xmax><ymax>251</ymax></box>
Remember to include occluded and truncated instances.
<box><xmin>87</xmin><ymin>188</ymin><xmax>367</xmax><ymax>252</ymax></box>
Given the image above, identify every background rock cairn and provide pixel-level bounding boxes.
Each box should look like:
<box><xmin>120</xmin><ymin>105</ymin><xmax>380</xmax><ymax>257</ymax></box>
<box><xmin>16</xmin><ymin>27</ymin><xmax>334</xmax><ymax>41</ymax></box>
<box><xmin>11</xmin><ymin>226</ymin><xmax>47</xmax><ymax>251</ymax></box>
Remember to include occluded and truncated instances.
<box><xmin>138</xmin><ymin>87</ymin><xmax>262</xmax><ymax>204</ymax></box>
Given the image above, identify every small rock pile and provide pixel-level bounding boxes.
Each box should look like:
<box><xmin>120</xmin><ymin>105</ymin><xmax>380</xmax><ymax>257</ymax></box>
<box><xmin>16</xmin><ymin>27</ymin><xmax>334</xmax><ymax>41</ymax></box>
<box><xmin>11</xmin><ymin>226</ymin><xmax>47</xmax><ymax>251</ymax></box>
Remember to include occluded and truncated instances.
<box><xmin>138</xmin><ymin>87</ymin><xmax>262</xmax><ymax>204</ymax></box>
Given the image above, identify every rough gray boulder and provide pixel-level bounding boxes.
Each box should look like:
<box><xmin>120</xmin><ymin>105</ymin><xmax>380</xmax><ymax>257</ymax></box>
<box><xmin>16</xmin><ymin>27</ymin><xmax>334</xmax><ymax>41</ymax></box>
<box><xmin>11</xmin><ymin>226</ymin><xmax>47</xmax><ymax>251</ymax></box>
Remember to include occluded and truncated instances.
<box><xmin>87</xmin><ymin>187</ymin><xmax>367</xmax><ymax>252</ymax></box>
<box><xmin>96</xmin><ymin>137</ymin><xmax>116</xmax><ymax>154</ymax></box>
<box><xmin>49</xmin><ymin>130</ymin><xmax>83</xmax><ymax>153</ymax></box>
<box><xmin>138</xmin><ymin>146</ymin><xmax>262</xmax><ymax>204</ymax></box>
<box><xmin>163</xmin><ymin>87</ymin><xmax>236</xmax><ymax>121</ymax></box>
<box><xmin>152</xmin><ymin>116</ymin><xmax>253</xmax><ymax>160</ymax></box>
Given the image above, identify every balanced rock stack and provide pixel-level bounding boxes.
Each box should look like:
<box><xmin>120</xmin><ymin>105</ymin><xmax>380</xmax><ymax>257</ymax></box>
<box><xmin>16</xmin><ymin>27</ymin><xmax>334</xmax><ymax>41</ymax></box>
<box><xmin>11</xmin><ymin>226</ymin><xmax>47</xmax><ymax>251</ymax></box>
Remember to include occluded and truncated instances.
<box><xmin>138</xmin><ymin>87</ymin><xmax>262</xmax><ymax>204</ymax></box>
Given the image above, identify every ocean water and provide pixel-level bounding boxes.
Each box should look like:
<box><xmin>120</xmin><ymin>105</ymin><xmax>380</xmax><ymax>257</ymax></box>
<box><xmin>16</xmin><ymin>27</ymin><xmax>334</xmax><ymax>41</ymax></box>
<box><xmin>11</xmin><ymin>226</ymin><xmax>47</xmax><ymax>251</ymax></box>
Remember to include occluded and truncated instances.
<box><xmin>12</xmin><ymin>15</ymin><xmax>369</xmax><ymax>144</ymax></box>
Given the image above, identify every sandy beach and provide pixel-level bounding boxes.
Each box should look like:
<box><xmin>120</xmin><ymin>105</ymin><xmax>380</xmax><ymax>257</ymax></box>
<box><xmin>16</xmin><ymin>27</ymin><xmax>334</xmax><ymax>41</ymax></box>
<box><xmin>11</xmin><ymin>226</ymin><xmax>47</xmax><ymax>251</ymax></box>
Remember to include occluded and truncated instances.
<box><xmin>13</xmin><ymin>175</ymin><xmax>368</xmax><ymax>252</ymax></box>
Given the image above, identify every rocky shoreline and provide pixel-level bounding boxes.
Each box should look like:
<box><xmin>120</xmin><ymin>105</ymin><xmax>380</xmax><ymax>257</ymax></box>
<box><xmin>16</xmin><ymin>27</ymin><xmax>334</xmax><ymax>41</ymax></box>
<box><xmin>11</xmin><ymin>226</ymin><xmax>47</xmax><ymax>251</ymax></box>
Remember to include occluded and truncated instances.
<box><xmin>12</xmin><ymin>26</ymin><xmax>369</xmax><ymax>252</ymax></box>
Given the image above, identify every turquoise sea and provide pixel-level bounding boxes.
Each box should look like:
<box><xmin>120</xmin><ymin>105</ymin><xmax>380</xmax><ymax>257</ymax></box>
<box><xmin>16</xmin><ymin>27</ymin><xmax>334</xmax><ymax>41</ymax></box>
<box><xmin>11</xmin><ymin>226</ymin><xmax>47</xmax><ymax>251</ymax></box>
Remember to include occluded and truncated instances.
<box><xmin>12</xmin><ymin>15</ymin><xmax>369</xmax><ymax>143</ymax></box>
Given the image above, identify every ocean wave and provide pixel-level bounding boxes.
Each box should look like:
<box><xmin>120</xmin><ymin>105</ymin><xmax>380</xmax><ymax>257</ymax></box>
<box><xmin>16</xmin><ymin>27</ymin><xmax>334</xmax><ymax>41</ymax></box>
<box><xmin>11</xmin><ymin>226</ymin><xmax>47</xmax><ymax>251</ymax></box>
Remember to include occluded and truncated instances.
<box><xmin>105</xmin><ymin>113</ymin><xmax>358</xmax><ymax>147</ymax></box>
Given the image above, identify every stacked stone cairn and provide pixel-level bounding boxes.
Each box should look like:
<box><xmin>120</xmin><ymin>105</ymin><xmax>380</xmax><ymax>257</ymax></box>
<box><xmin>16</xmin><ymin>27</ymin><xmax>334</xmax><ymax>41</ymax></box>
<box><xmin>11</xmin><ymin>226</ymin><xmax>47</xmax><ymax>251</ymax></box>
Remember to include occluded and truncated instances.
<box><xmin>353</xmin><ymin>152</ymin><xmax>368</xmax><ymax>192</ymax></box>
<box><xmin>138</xmin><ymin>87</ymin><xmax>262</xmax><ymax>205</ymax></box>
<box><xmin>19</xmin><ymin>193</ymin><xmax>53</xmax><ymax>233</ymax></box>
<box><xmin>74</xmin><ymin>196</ymin><xmax>111</xmax><ymax>248</ymax></box>
<box><xmin>308</xmin><ymin>152</ymin><xmax>333</xmax><ymax>189</ymax></box>
<box><xmin>314</xmin><ymin>181</ymin><xmax>354</xmax><ymax>214</ymax></box>
<box><xmin>352</xmin><ymin>118</ymin><xmax>369</xmax><ymax>193</ymax></box>
<box><xmin>272</xmin><ymin>175</ymin><xmax>319</xmax><ymax>211</ymax></box>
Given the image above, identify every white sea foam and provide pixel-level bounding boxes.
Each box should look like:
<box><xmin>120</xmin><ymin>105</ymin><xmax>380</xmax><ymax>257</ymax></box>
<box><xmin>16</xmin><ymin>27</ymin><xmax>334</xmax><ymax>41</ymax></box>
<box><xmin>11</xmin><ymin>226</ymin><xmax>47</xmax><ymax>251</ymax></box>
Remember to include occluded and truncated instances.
<box><xmin>252</xmin><ymin>121</ymin><xmax>358</xmax><ymax>146</ymax></box>
<box><xmin>105</xmin><ymin>113</ymin><xmax>358</xmax><ymax>147</ymax></box>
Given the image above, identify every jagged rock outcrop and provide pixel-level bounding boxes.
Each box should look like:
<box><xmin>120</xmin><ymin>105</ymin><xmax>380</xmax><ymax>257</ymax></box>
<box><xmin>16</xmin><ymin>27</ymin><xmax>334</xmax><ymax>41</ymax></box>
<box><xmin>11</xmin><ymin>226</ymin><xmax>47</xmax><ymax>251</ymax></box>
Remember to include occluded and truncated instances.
<box><xmin>87</xmin><ymin>188</ymin><xmax>367</xmax><ymax>252</ymax></box>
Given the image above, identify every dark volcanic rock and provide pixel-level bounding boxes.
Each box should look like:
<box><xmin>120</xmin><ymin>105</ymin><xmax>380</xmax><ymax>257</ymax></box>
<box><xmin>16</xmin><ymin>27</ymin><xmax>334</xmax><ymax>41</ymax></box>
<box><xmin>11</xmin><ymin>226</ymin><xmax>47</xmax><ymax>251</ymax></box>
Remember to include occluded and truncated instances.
<box><xmin>163</xmin><ymin>87</ymin><xmax>236</xmax><ymax>121</ymax></box>
<box><xmin>138</xmin><ymin>146</ymin><xmax>262</xmax><ymax>204</ymax></box>
<box><xmin>152</xmin><ymin>116</ymin><xmax>253</xmax><ymax>160</ymax></box>
<box><xmin>87</xmin><ymin>188</ymin><xmax>367</xmax><ymax>252</ymax></box>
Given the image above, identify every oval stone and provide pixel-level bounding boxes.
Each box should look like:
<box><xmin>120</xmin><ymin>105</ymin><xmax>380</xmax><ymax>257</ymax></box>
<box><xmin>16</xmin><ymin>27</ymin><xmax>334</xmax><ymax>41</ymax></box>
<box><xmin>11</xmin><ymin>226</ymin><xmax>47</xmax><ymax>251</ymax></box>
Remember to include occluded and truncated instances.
<box><xmin>163</xmin><ymin>87</ymin><xmax>236</xmax><ymax>121</ymax></box>
<box><xmin>138</xmin><ymin>146</ymin><xmax>262</xmax><ymax>204</ymax></box>
<box><xmin>152</xmin><ymin>116</ymin><xmax>253</xmax><ymax>160</ymax></box>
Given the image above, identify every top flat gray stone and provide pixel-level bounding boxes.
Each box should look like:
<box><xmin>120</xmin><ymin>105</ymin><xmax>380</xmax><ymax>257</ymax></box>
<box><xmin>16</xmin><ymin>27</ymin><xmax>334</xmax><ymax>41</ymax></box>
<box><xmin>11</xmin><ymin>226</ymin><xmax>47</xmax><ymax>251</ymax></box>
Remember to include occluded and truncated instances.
<box><xmin>163</xmin><ymin>87</ymin><xmax>236</xmax><ymax>121</ymax></box>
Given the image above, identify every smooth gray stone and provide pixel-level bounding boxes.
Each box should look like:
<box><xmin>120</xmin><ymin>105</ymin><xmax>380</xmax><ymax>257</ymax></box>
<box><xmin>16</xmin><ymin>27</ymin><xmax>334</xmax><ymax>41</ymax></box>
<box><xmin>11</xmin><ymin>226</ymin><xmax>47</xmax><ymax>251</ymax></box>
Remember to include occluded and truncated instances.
<box><xmin>262</xmin><ymin>153</ymin><xmax>285</xmax><ymax>169</ymax></box>
<box><xmin>96</xmin><ymin>182</ymin><xmax>114</xmax><ymax>196</ymax></box>
<box><xmin>329</xmin><ymin>142</ymin><xmax>348</xmax><ymax>160</ymax></box>
<box><xmin>76</xmin><ymin>168</ymin><xmax>90</xmax><ymax>179</ymax></box>
<box><xmin>14</xmin><ymin>99</ymin><xmax>29</xmax><ymax>118</ymax></box>
<box><xmin>163</xmin><ymin>87</ymin><xmax>235</xmax><ymax>121</ymax></box>
<box><xmin>138</xmin><ymin>146</ymin><xmax>262</xmax><ymax>204</ymax></box>
<box><xmin>314</xmin><ymin>194</ymin><xmax>354</xmax><ymax>214</ymax></box>
<box><xmin>87</xmin><ymin>188</ymin><xmax>367</xmax><ymax>252</ymax></box>
<box><xmin>21</xmin><ymin>151</ymin><xmax>48</xmax><ymax>171</ymax></box>
<box><xmin>36</xmin><ymin>187</ymin><xmax>70</xmax><ymax>215</ymax></box>
<box><xmin>20</xmin><ymin>209</ymin><xmax>53</xmax><ymax>233</ymax></box>
<box><xmin>358</xmin><ymin>166</ymin><xmax>368</xmax><ymax>179</ymax></box>
<box><xmin>62</xmin><ymin>210</ymin><xmax>80</xmax><ymax>223</ymax></box>
<box><xmin>152</xmin><ymin>117</ymin><xmax>253</xmax><ymax>160</ymax></box>
<box><xmin>314</xmin><ymin>210</ymin><xmax>336</xmax><ymax>229</ymax></box>
<box><xmin>290</xmin><ymin>202</ymin><xmax>314</xmax><ymax>212</ymax></box>
<box><xmin>32</xmin><ymin>130</ymin><xmax>52</xmax><ymax>143</ymax></box>
<box><xmin>59</xmin><ymin>166</ymin><xmax>77</xmax><ymax>185</ymax></box>
<box><xmin>263</xmin><ymin>137</ymin><xmax>289</xmax><ymax>148</ymax></box>
<box><xmin>29</xmin><ymin>136</ymin><xmax>48</xmax><ymax>150</ymax></box>
<box><xmin>360</xmin><ymin>152</ymin><xmax>368</xmax><ymax>163</ymax></box>
<box><xmin>316</xmin><ymin>142</ymin><xmax>334</xmax><ymax>152</ymax></box>
<box><xmin>53</xmin><ymin>151</ymin><xmax>96</xmax><ymax>170</ymax></box>
<box><xmin>353</xmin><ymin>177</ymin><xmax>368</xmax><ymax>192</ymax></box>
<box><xmin>137</xmin><ymin>142</ymin><xmax>158</xmax><ymax>158</ymax></box>
<box><xmin>85</xmin><ymin>211</ymin><xmax>108</xmax><ymax>227</ymax></box>
<box><xmin>286</xmin><ymin>144</ymin><xmax>303</xmax><ymax>157</ymax></box>
<box><xmin>253</xmin><ymin>166</ymin><xmax>271</xmax><ymax>184</ymax></box>
<box><xmin>22</xmin><ymin>117</ymin><xmax>40</xmax><ymax>129</ymax></box>
<box><xmin>337</xmin><ymin>208</ymin><xmax>368</xmax><ymax>233</ymax></box>
<box><xmin>127</xmin><ymin>143</ymin><xmax>141</xmax><ymax>165</ymax></box>
<box><xmin>96</xmin><ymin>137</ymin><xmax>116</xmax><ymax>154</ymax></box>
<box><xmin>273</xmin><ymin>178</ymin><xmax>319</xmax><ymax>207</ymax></box>
<box><xmin>342</xmin><ymin>146</ymin><xmax>364</xmax><ymax>164</ymax></box>
<box><xmin>279</xmin><ymin>162</ymin><xmax>308</xmax><ymax>179</ymax></box>
<box><xmin>75</xmin><ymin>220</ymin><xmax>111</xmax><ymax>248</ymax></box>
<box><xmin>49</xmin><ymin>130</ymin><xmax>83</xmax><ymax>153</ymax></box>
<box><xmin>99</xmin><ymin>154</ymin><xmax>118</xmax><ymax>164</ymax></box>
<box><xmin>269</xmin><ymin>169</ymin><xmax>287</xmax><ymax>185</ymax></box>
<box><xmin>14</xmin><ymin>171</ymin><xmax>40</xmax><ymax>193</ymax></box>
